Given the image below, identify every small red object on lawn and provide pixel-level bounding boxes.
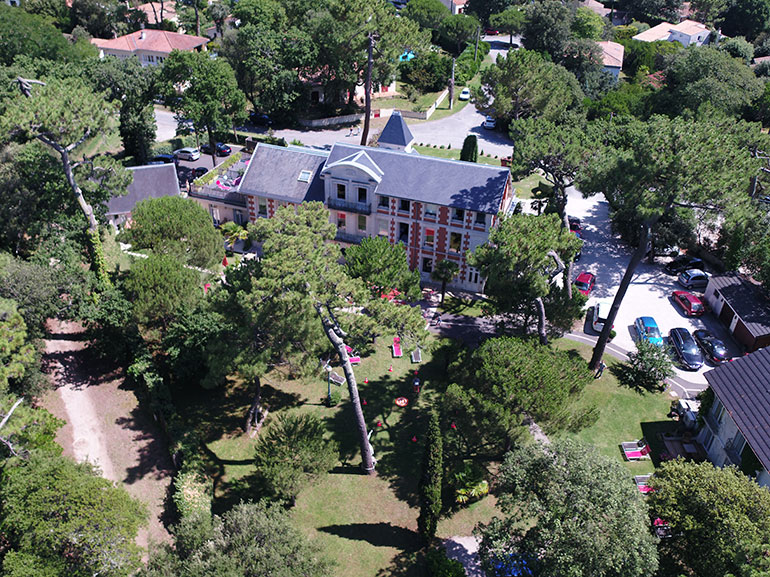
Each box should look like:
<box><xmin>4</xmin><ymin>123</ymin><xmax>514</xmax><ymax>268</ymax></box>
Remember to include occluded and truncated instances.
<box><xmin>376</xmin><ymin>421</ymin><xmax>382</xmax><ymax>427</ymax></box>
<box><xmin>395</xmin><ymin>396</ymin><xmax>409</xmax><ymax>407</ymax></box>
<box><xmin>362</xmin><ymin>399</ymin><xmax>367</xmax><ymax>405</ymax></box>
<box><xmin>364</xmin><ymin>377</ymin><xmax>369</xmax><ymax>384</ymax></box>
<box><xmin>450</xmin><ymin>422</ymin><xmax>457</xmax><ymax>429</ymax></box>
<box><xmin>388</xmin><ymin>365</ymin><xmax>393</xmax><ymax>372</ymax></box>
<box><xmin>222</xmin><ymin>256</ymin><xmax>229</xmax><ymax>267</ymax></box>
<box><xmin>412</xmin><ymin>436</ymin><xmax>417</xmax><ymax>442</ymax></box>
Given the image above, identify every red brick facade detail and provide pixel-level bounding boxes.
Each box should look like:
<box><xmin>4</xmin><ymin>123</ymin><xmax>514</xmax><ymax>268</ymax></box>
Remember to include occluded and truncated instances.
<box><xmin>438</xmin><ymin>206</ymin><xmax>449</xmax><ymax>225</ymax></box>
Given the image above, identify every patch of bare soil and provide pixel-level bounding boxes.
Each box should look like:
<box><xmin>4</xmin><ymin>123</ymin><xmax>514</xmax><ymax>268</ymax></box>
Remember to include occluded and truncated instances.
<box><xmin>42</xmin><ymin>319</ymin><xmax>174</xmax><ymax>550</ymax></box>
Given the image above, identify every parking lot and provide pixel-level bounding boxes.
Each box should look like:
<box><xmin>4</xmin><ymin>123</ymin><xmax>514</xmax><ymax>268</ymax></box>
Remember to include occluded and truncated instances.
<box><xmin>565</xmin><ymin>187</ymin><xmax>742</xmax><ymax>388</ymax></box>
<box><xmin>173</xmin><ymin>144</ymin><xmax>244</xmax><ymax>187</ymax></box>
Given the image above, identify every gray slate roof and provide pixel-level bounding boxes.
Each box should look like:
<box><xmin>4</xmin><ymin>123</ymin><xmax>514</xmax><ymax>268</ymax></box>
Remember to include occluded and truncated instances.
<box><xmin>238</xmin><ymin>144</ymin><xmax>328</xmax><ymax>203</ymax></box>
<box><xmin>378</xmin><ymin>111</ymin><xmax>413</xmax><ymax>148</ymax></box>
<box><xmin>709</xmin><ymin>273</ymin><xmax>770</xmax><ymax>337</ymax></box>
<box><xmin>705</xmin><ymin>347</ymin><xmax>770</xmax><ymax>471</ymax></box>
<box><xmin>105</xmin><ymin>164</ymin><xmax>180</xmax><ymax>215</ymax></box>
<box><xmin>326</xmin><ymin>143</ymin><xmax>510</xmax><ymax>214</ymax></box>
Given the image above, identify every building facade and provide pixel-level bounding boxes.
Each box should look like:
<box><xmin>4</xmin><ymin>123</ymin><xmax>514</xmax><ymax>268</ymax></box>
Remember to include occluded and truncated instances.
<box><xmin>91</xmin><ymin>29</ymin><xmax>209</xmax><ymax>66</ymax></box>
<box><xmin>235</xmin><ymin>113</ymin><xmax>514</xmax><ymax>291</ymax></box>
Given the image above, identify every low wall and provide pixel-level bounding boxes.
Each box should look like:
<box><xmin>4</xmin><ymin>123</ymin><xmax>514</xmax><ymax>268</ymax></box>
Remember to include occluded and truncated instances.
<box><xmin>299</xmin><ymin>113</ymin><xmax>364</xmax><ymax>128</ymax></box>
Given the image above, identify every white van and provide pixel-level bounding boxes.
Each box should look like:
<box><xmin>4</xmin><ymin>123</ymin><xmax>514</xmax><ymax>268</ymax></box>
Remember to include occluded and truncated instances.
<box><xmin>592</xmin><ymin>300</ymin><xmax>612</xmax><ymax>332</ymax></box>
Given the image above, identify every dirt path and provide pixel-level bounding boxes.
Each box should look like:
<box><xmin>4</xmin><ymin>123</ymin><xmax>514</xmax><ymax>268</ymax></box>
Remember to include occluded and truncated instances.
<box><xmin>43</xmin><ymin>319</ymin><xmax>173</xmax><ymax>550</ymax></box>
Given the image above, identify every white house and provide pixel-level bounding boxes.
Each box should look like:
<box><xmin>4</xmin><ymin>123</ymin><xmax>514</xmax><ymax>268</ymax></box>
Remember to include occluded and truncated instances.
<box><xmin>597</xmin><ymin>41</ymin><xmax>624</xmax><ymax>79</ymax></box>
<box><xmin>632</xmin><ymin>19</ymin><xmax>710</xmax><ymax>47</ymax></box>
<box><xmin>91</xmin><ymin>29</ymin><xmax>209</xmax><ymax>66</ymax></box>
<box><xmin>698</xmin><ymin>348</ymin><xmax>770</xmax><ymax>487</ymax></box>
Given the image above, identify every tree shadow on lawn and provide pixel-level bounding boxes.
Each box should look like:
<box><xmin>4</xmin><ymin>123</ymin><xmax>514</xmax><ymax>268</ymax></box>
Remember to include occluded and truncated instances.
<box><xmin>324</xmin><ymin>340</ymin><xmax>460</xmax><ymax>508</ymax></box>
<box><xmin>375</xmin><ymin>549</ymin><xmax>427</xmax><ymax>577</ymax></box>
<box><xmin>319</xmin><ymin>522</ymin><xmax>421</xmax><ymax>551</ymax></box>
<box><xmin>608</xmin><ymin>363</ymin><xmax>665</xmax><ymax>396</ymax></box>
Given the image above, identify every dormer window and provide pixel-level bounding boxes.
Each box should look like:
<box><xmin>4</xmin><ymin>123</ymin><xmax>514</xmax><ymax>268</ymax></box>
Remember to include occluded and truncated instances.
<box><xmin>298</xmin><ymin>170</ymin><xmax>312</xmax><ymax>183</ymax></box>
<box><xmin>378</xmin><ymin>195</ymin><xmax>389</xmax><ymax>208</ymax></box>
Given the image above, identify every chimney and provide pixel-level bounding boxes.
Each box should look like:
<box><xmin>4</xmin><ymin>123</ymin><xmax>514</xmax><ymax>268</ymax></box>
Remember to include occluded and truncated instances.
<box><xmin>139</xmin><ymin>30</ymin><xmax>146</xmax><ymax>40</ymax></box>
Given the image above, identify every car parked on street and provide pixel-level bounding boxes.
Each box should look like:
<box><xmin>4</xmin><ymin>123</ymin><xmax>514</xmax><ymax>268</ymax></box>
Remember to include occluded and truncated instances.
<box><xmin>671</xmin><ymin>290</ymin><xmax>705</xmax><ymax>317</ymax></box>
<box><xmin>635</xmin><ymin>316</ymin><xmax>663</xmax><ymax>346</ymax></box>
<box><xmin>192</xmin><ymin>166</ymin><xmax>208</xmax><ymax>179</ymax></box>
<box><xmin>484</xmin><ymin>28</ymin><xmax>499</xmax><ymax>35</ymax></box>
<box><xmin>678</xmin><ymin>269</ymin><xmax>710</xmax><ymax>290</ymax></box>
<box><xmin>459</xmin><ymin>88</ymin><xmax>471</xmax><ymax>101</ymax></box>
<box><xmin>665</xmin><ymin>255</ymin><xmax>704</xmax><ymax>275</ymax></box>
<box><xmin>693</xmin><ymin>329</ymin><xmax>730</xmax><ymax>365</ymax></box>
<box><xmin>200</xmin><ymin>142</ymin><xmax>232</xmax><ymax>156</ymax></box>
<box><xmin>173</xmin><ymin>147</ymin><xmax>200</xmax><ymax>161</ymax></box>
<box><xmin>148</xmin><ymin>154</ymin><xmax>177</xmax><ymax>165</ymax></box>
<box><xmin>483</xmin><ymin>116</ymin><xmax>496</xmax><ymax>129</ymax></box>
<box><xmin>574</xmin><ymin>272</ymin><xmax>595</xmax><ymax>296</ymax></box>
<box><xmin>669</xmin><ymin>327</ymin><xmax>704</xmax><ymax>370</ymax></box>
<box><xmin>249</xmin><ymin>111</ymin><xmax>273</xmax><ymax>126</ymax></box>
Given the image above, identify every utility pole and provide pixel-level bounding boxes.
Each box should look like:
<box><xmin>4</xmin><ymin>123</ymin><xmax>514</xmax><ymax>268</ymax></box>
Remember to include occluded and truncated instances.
<box><xmin>360</xmin><ymin>32</ymin><xmax>374</xmax><ymax>146</ymax></box>
<box><xmin>449</xmin><ymin>58</ymin><xmax>455</xmax><ymax>110</ymax></box>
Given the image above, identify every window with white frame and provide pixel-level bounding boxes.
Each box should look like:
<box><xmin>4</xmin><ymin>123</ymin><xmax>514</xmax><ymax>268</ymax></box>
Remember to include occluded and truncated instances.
<box><xmin>258</xmin><ymin>198</ymin><xmax>267</xmax><ymax>216</ymax></box>
<box><xmin>336</xmin><ymin>183</ymin><xmax>346</xmax><ymax>200</ymax></box>
<box><xmin>424</xmin><ymin>204</ymin><xmax>437</xmax><ymax>218</ymax></box>
<box><xmin>358</xmin><ymin>187</ymin><xmax>367</xmax><ymax>203</ymax></box>
<box><xmin>377</xmin><ymin>218</ymin><xmax>389</xmax><ymax>237</ymax></box>
<box><xmin>358</xmin><ymin>215</ymin><xmax>367</xmax><ymax>232</ymax></box>
<box><xmin>424</xmin><ymin>228</ymin><xmax>435</xmax><ymax>248</ymax></box>
<box><xmin>378</xmin><ymin>195</ymin><xmax>389</xmax><ymax>208</ymax></box>
<box><xmin>475</xmin><ymin>212</ymin><xmax>486</xmax><ymax>225</ymax></box>
<box><xmin>422</xmin><ymin>257</ymin><xmax>433</xmax><ymax>273</ymax></box>
<box><xmin>452</xmin><ymin>208</ymin><xmax>465</xmax><ymax>222</ymax></box>
<box><xmin>449</xmin><ymin>232</ymin><xmax>462</xmax><ymax>252</ymax></box>
<box><xmin>399</xmin><ymin>199</ymin><xmax>410</xmax><ymax>213</ymax></box>
<box><xmin>337</xmin><ymin>212</ymin><xmax>346</xmax><ymax>228</ymax></box>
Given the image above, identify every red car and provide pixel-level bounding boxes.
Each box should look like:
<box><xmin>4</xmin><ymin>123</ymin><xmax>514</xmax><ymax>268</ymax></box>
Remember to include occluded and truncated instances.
<box><xmin>574</xmin><ymin>272</ymin><xmax>596</xmax><ymax>296</ymax></box>
<box><xmin>671</xmin><ymin>290</ymin><xmax>705</xmax><ymax>316</ymax></box>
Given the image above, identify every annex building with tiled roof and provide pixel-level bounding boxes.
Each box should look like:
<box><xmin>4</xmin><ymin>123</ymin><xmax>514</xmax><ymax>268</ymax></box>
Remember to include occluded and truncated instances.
<box><xmin>91</xmin><ymin>29</ymin><xmax>209</xmax><ymax>66</ymax></box>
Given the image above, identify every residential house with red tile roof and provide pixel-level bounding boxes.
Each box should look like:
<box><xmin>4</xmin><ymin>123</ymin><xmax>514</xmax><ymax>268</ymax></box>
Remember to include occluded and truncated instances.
<box><xmin>91</xmin><ymin>29</ymin><xmax>208</xmax><ymax>66</ymax></box>
<box><xmin>632</xmin><ymin>19</ymin><xmax>710</xmax><ymax>47</ymax></box>
<box><xmin>597</xmin><ymin>41</ymin><xmax>624</xmax><ymax>79</ymax></box>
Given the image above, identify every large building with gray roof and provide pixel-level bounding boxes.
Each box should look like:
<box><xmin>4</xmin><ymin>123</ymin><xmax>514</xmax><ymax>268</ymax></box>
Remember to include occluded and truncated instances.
<box><xmin>236</xmin><ymin>114</ymin><xmax>514</xmax><ymax>291</ymax></box>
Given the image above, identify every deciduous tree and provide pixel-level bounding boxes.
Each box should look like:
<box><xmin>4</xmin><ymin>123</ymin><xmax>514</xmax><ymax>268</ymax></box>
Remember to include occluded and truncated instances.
<box><xmin>649</xmin><ymin>459</ymin><xmax>770</xmax><ymax>577</ymax></box>
<box><xmin>345</xmin><ymin>236</ymin><xmax>421</xmax><ymax>301</ymax></box>
<box><xmin>571</xmin><ymin>6</ymin><xmax>605</xmax><ymax>40</ymax></box>
<box><xmin>477</xmin><ymin>440</ymin><xmax>659</xmax><ymax>577</ymax></box>
<box><xmin>522</xmin><ymin>0</ymin><xmax>571</xmax><ymax>59</ymax></box>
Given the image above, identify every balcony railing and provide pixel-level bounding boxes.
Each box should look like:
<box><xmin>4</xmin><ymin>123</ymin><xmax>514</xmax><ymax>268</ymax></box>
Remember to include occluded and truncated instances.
<box><xmin>328</xmin><ymin>197</ymin><xmax>371</xmax><ymax>215</ymax></box>
<box><xmin>336</xmin><ymin>230</ymin><xmax>367</xmax><ymax>244</ymax></box>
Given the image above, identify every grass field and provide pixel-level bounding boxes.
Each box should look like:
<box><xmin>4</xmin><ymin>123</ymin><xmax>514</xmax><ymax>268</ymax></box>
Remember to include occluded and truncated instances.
<box><xmin>412</xmin><ymin>145</ymin><xmax>503</xmax><ymax>167</ymax></box>
<box><xmin>171</xmin><ymin>329</ymin><xmax>672</xmax><ymax>575</ymax></box>
<box><xmin>554</xmin><ymin>340</ymin><xmax>676</xmax><ymax>476</ymax></box>
<box><xmin>511</xmin><ymin>172</ymin><xmax>550</xmax><ymax>200</ymax></box>
<box><xmin>439</xmin><ymin>295</ymin><xmax>488</xmax><ymax>317</ymax></box>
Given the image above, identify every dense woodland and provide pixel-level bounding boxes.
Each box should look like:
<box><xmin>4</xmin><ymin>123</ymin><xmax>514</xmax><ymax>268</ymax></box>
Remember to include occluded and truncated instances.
<box><xmin>3</xmin><ymin>0</ymin><xmax>770</xmax><ymax>575</ymax></box>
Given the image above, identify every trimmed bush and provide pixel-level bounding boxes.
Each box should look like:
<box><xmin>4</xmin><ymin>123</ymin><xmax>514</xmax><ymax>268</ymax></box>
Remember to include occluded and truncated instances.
<box><xmin>173</xmin><ymin>471</ymin><xmax>212</xmax><ymax>520</ymax></box>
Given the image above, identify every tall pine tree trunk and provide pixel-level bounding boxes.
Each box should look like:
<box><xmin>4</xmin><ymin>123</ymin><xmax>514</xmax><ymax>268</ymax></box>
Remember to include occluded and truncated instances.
<box><xmin>316</xmin><ymin>306</ymin><xmax>376</xmax><ymax>474</ymax></box>
<box><xmin>244</xmin><ymin>377</ymin><xmax>265</xmax><ymax>435</ymax></box>
<box><xmin>535</xmin><ymin>296</ymin><xmax>548</xmax><ymax>345</ymax></box>
<box><xmin>360</xmin><ymin>33</ymin><xmax>373</xmax><ymax>147</ymax></box>
<box><xmin>449</xmin><ymin>58</ymin><xmax>455</xmax><ymax>110</ymax></box>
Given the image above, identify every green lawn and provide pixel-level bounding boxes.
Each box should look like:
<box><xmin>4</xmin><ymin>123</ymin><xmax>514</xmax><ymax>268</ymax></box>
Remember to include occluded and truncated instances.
<box><xmin>554</xmin><ymin>340</ymin><xmax>677</xmax><ymax>476</ymax></box>
<box><xmin>511</xmin><ymin>172</ymin><xmax>550</xmax><ymax>200</ymax></box>
<box><xmin>412</xmin><ymin>145</ymin><xmax>503</xmax><ymax>167</ymax></box>
<box><xmin>439</xmin><ymin>295</ymin><xmax>488</xmax><ymax>317</ymax></box>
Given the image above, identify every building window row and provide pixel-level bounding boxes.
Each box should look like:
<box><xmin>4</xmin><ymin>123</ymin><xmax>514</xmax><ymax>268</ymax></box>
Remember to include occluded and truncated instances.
<box><xmin>377</xmin><ymin>195</ymin><xmax>485</xmax><ymax>227</ymax></box>
<box><xmin>335</xmin><ymin>183</ymin><xmax>369</xmax><ymax>203</ymax></box>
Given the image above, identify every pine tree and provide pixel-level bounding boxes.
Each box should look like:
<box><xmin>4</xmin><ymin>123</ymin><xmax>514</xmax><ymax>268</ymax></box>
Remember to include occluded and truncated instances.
<box><xmin>418</xmin><ymin>409</ymin><xmax>443</xmax><ymax>543</ymax></box>
<box><xmin>460</xmin><ymin>134</ymin><xmax>478</xmax><ymax>162</ymax></box>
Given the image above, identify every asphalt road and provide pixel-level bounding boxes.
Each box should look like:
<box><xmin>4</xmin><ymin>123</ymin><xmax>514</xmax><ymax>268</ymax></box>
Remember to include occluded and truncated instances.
<box><xmin>154</xmin><ymin>105</ymin><xmax>177</xmax><ymax>142</ymax></box>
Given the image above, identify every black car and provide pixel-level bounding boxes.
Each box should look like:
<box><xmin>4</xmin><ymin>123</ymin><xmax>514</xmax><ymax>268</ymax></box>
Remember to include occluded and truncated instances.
<box><xmin>665</xmin><ymin>255</ymin><xmax>704</xmax><ymax>275</ymax></box>
<box><xmin>193</xmin><ymin>166</ymin><xmax>209</xmax><ymax>178</ymax></box>
<box><xmin>669</xmin><ymin>327</ymin><xmax>704</xmax><ymax>370</ymax></box>
<box><xmin>693</xmin><ymin>329</ymin><xmax>730</xmax><ymax>364</ymax></box>
<box><xmin>249</xmin><ymin>111</ymin><xmax>273</xmax><ymax>127</ymax></box>
<box><xmin>200</xmin><ymin>142</ymin><xmax>232</xmax><ymax>156</ymax></box>
<box><xmin>149</xmin><ymin>154</ymin><xmax>178</xmax><ymax>165</ymax></box>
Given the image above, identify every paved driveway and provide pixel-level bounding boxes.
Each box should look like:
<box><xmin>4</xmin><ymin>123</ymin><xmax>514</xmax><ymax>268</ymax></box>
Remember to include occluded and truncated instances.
<box><xmin>564</xmin><ymin>188</ymin><xmax>740</xmax><ymax>396</ymax></box>
<box><xmin>154</xmin><ymin>105</ymin><xmax>177</xmax><ymax>142</ymax></box>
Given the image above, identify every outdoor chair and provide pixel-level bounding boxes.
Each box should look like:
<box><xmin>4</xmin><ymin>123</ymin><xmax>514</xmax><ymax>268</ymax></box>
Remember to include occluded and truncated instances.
<box><xmin>621</xmin><ymin>439</ymin><xmax>651</xmax><ymax>460</ymax></box>
<box><xmin>329</xmin><ymin>372</ymin><xmax>346</xmax><ymax>385</ymax></box>
<box><xmin>411</xmin><ymin>348</ymin><xmax>422</xmax><ymax>364</ymax></box>
<box><xmin>634</xmin><ymin>475</ymin><xmax>653</xmax><ymax>494</ymax></box>
<box><xmin>392</xmin><ymin>336</ymin><xmax>403</xmax><ymax>358</ymax></box>
<box><xmin>349</xmin><ymin>356</ymin><xmax>361</xmax><ymax>364</ymax></box>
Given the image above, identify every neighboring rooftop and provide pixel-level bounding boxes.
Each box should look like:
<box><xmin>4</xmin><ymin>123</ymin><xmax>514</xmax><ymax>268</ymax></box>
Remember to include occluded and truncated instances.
<box><xmin>597</xmin><ymin>40</ymin><xmax>624</xmax><ymax>68</ymax></box>
<box><xmin>324</xmin><ymin>143</ymin><xmax>510</xmax><ymax>214</ymax></box>
<box><xmin>238</xmin><ymin>144</ymin><xmax>328</xmax><ymax>203</ymax></box>
<box><xmin>378</xmin><ymin>111</ymin><xmax>414</xmax><ymax>150</ymax></box>
<box><xmin>580</xmin><ymin>0</ymin><xmax>611</xmax><ymax>17</ymax></box>
<box><xmin>135</xmin><ymin>2</ymin><xmax>177</xmax><ymax>24</ymax></box>
<box><xmin>709</xmin><ymin>273</ymin><xmax>770</xmax><ymax>337</ymax></box>
<box><xmin>705</xmin><ymin>347</ymin><xmax>770</xmax><ymax>472</ymax></box>
<box><xmin>632</xmin><ymin>19</ymin><xmax>708</xmax><ymax>42</ymax></box>
<box><xmin>105</xmin><ymin>164</ymin><xmax>180</xmax><ymax>215</ymax></box>
<box><xmin>91</xmin><ymin>29</ymin><xmax>208</xmax><ymax>54</ymax></box>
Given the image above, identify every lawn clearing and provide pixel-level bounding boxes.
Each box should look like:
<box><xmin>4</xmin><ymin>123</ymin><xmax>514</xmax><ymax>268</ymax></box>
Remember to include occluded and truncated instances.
<box><xmin>412</xmin><ymin>145</ymin><xmax>503</xmax><ymax>167</ymax></box>
<box><xmin>554</xmin><ymin>339</ymin><xmax>675</xmax><ymax>476</ymax></box>
<box><xmin>172</xmin><ymin>332</ymin><xmax>499</xmax><ymax>575</ymax></box>
<box><xmin>511</xmin><ymin>172</ymin><xmax>550</xmax><ymax>200</ymax></box>
<box><xmin>439</xmin><ymin>295</ymin><xmax>487</xmax><ymax>317</ymax></box>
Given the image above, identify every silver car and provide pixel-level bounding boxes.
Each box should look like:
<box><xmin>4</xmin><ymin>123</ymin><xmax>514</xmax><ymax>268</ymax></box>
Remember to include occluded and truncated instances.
<box><xmin>677</xmin><ymin>269</ymin><xmax>710</xmax><ymax>290</ymax></box>
<box><xmin>173</xmin><ymin>147</ymin><xmax>200</xmax><ymax>161</ymax></box>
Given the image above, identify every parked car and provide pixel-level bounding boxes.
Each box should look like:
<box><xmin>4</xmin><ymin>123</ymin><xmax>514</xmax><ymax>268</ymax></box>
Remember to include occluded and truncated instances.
<box><xmin>592</xmin><ymin>300</ymin><xmax>612</xmax><ymax>332</ymax></box>
<box><xmin>148</xmin><ymin>154</ymin><xmax>177</xmax><ymax>165</ymax></box>
<box><xmin>665</xmin><ymin>255</ymin><xmax>704</xmax><ymax>275</ymax></box>
<box><xmin>249</xmin><ymin>111</ymin><xmax>273</xmax><ymax>126</ymax></box>
<box><xmin>483</xmin><ymin>116</ymin><xmax>496</xmax><ymax>129</ymax></box>
<box><xmin>574</xmin><ymin>272</ymin><xmax>596</xmax><ymax>296</ymax></box>
<box><xmin>678</xmin><ymin>269</ymin><xmax>710</xmax><ymax>290</ymax></box>
<box><xmin>669</xmin><ymin>327</ymin><xmax>704</xmax><ymax>370</ymax></box>
<box><xmin>634</xmin><ymin>316</ymin><xmax>663</xmax><ymax>346</ymax></box>
<box><xmin>200</xmin><ymin>142</ymin><xmax>232</xmax><ymax>156</ymax></box>
<box><xmin>484</xmin><ymin>28</ymin><xmax>499</xmax><ymax>35</ymax></box>
<box><xmin>173</xmin><ymin>147</ymin><xmax>200</xmax><ymax>161</ymax></box>
<box><xmin>671</xmin><ymin>290</ymin><xmax>705</xmax><ymax>317</ymax></box>
<box><xmin>459</xmin><ymin>88</ymin><xmax>471</xmax><ymax>101</ymax></box>
<box><xmin>693</xmin><ymin>329</ymin><xmax>730</xmax><ymax>364</ymax></box>
<box><xmin>192</xmin><ymin>166</ymin><xmax>209</xmax><ymax>179</ymax></box>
